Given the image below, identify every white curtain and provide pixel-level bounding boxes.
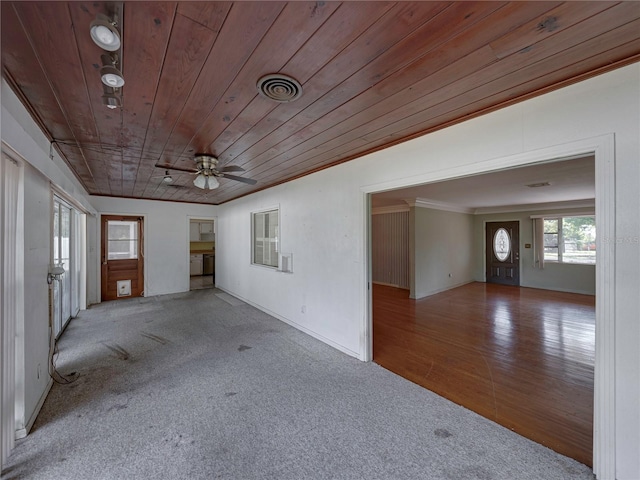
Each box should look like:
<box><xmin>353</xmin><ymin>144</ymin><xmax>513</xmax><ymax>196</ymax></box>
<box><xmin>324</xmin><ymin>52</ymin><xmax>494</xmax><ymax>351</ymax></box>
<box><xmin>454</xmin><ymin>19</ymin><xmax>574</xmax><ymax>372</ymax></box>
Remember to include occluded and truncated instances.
<box><xmin>532</xmin><ymin>218</ymin><xmax>545</xmax><ymax>269</ymax></box>
<box><xmin>1</xmin><ymin>152</ymin><xmax>20</xmax><ymax>466</ymax></box>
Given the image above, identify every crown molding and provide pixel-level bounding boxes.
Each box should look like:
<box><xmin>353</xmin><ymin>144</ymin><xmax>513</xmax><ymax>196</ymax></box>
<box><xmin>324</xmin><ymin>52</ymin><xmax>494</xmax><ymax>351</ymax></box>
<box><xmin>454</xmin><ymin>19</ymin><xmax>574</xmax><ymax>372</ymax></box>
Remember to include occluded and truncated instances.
<box><xmin>474</xmin><ymin>199</ymin><xmax>595</xmax><ymax>215</ymax></box>
<box><xmin>371</xmin><ymin>205</ymin><xmax>410</xmax><ymax>215</ymax></box>
<box><xmin>405</xmin><ymin>197</ymin><xmax>475</xmax><ymax>215</ymax></box>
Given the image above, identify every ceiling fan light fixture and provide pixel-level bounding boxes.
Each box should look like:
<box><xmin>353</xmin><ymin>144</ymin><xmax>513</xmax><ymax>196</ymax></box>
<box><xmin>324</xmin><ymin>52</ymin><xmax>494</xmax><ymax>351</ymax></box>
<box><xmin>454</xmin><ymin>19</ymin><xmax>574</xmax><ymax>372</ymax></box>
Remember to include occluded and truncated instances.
<box><xmin>207</xmin><ymin>176</ymin><xmax>220</xmax><ymax>190</ymax></box>
<box><xmin>193</xmin><ymin>174</ymin><xmax>206</xmax><ymax>189</ymax></box>
<box><xmin>193</xmin><ymin>174</ymin><xmax>219</xmax><ymax>190</ymax></box>
<box><xmin>194</xmin><ymin>153</ymin><xmax>218</xmax><ymax>172</ymax></box>
<box><xmin>101</xmin><ymin>65</ymin><xmax>125</xmax><ymax>88</ymax></box>
<box><xmin>90</xmin><ymin>14</ymin><xmax>121</xmax><ymax>51</ymax></box>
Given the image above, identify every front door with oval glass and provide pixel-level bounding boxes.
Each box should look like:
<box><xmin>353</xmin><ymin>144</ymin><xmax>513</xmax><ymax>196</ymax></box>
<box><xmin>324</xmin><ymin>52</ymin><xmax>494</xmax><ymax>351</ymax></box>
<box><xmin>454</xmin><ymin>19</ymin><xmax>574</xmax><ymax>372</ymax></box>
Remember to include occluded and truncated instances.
<box><xmin>486</xmin><ymin>221</ymin><xmax>519</xmax><ymax>286</ymax></box>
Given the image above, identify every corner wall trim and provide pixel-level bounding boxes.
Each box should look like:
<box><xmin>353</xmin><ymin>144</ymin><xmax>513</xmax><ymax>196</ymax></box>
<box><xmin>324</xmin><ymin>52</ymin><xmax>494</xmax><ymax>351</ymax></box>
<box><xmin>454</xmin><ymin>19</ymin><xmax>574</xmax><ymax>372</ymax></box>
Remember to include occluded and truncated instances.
<box><xmin>15</xmin><ymin>378</ymin><xmax>53</xmax><ymax>440</ymax></box>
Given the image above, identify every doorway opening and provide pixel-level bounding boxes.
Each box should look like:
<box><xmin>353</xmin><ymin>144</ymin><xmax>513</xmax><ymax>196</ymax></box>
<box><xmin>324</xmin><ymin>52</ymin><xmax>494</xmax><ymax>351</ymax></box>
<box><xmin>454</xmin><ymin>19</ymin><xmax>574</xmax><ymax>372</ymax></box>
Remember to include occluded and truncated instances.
<box><xmin>368</xmin><ymin>152</ymin><xmax>602</xmax><ymax>467</ymax></box>
<box><xmin>189</xmin><ymin>218</ymin><xmax>215</xmax><ymax>291</ymax></box>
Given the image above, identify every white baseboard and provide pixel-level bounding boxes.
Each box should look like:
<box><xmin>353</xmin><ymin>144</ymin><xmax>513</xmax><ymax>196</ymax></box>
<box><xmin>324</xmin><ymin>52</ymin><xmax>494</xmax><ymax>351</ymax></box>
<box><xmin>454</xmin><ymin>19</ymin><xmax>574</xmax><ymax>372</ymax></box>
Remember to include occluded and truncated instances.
<box><xmin>15</xmin><ymin>378</ymin><xmax>53</xmax><ymax>440</ymax></box>
<box><xmin>411</xmin><ymin>280</ymin><xmax>475</xmax><ymax>299</ymax></box>
<box><xmin>216</xmin><ymin>287</ymin><xmax>361</xmax><ymax>360</ymax></box>
<box><xmin>372</xmin><ymin>281</ymin><xmax>409</xmax><ymax>289</ymax></box>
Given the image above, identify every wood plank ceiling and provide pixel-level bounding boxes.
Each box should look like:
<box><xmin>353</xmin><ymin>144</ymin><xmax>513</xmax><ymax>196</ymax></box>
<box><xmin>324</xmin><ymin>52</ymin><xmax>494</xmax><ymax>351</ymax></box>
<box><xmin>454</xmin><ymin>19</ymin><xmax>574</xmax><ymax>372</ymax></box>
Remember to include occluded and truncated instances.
<box><xmin>2</xmin><ymin>2</ymin><xmax>639</xmax><ymax>205</ymax></box>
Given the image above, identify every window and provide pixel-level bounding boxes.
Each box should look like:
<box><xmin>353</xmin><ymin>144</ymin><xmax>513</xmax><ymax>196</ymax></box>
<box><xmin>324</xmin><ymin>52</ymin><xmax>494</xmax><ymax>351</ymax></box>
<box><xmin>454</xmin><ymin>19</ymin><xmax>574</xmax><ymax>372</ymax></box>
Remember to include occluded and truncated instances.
<box><xmin>107</xmin><ymin>220</ymin><xmax>139</xmax><ymax>260</ymax></box>
<box><xmin>252</xmin><ymin>209</ymin><xmax>279</xmax><ymax>267</ymax></box>
<box><xmin>543</xmin><ymin>216</ymin><xmax>595</xmax><ymax>264</ymax></box>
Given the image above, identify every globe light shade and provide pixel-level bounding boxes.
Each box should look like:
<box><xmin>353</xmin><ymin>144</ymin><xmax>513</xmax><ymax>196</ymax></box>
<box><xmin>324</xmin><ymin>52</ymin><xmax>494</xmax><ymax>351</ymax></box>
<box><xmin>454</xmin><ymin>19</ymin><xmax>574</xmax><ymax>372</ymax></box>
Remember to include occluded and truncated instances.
<box><xmin>193</xmin><ymin>174</ymin><xmax>219</xmax><ymax>190</ymax></box>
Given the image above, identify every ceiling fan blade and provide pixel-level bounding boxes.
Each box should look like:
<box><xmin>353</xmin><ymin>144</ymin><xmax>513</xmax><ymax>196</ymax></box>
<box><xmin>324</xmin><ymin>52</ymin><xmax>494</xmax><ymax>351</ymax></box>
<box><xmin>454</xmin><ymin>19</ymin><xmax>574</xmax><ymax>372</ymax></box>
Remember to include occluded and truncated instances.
<box><xmin>155</xmin><ymin>163</ymin><xmax>198</xmax><ymax>174</ymax></box>
<box><xmin>222</xmin><ymin>173</ymin><xmax>257</xmax><ymax>185</ymax></box>
<box><xmin>219</xmin><ymin>165</ymin><xmax>245</xmax><ymax>173</ymax></box>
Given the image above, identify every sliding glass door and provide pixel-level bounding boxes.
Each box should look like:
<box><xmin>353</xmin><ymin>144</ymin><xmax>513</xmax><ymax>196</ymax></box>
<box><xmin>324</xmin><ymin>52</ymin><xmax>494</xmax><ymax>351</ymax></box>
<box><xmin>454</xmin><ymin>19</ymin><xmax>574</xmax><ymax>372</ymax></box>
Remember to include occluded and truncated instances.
<box><xmin>52</xmin><ymin>196</ymin><xmax>82</xmax><ymax>337</ymax></box>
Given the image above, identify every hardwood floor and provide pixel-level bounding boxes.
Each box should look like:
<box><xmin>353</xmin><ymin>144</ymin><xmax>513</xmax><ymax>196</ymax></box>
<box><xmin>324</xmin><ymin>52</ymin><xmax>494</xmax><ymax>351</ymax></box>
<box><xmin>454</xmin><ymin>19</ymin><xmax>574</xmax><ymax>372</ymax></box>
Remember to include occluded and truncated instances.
<box><xmin>373</xmin><ymin>282</ymin><xmax>595</xmax><ymax>466</ymax></box>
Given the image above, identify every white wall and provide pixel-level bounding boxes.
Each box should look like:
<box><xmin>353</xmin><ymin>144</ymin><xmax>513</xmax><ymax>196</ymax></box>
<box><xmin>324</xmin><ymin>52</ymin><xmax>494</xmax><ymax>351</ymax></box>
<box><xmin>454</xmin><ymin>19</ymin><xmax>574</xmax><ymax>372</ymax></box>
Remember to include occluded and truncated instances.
<box><xmin>217</xmin><ymin>176</ymin><xmax>366</xmax><ymax>358</ymax></box>
<box><xmin>217</xmin><ymin>64</ymin><xmax>640</xmax><ymax>479</ymax></box>
<box><xmin>89</xmin><ymin>196</ymin><xmax>218</xmax><ymax>297</ymax></box>
<box><xmin>19</xmin><ymin>164</ymin><xmax>51</xmax><ymax>431</ymax></box>
<box><xmin>474</xmin><ymin>209</ymin><xmax>596</xmax><ymax>295</ymax></box>
<box><xmin>1</xmin><ymin>78</ymin><xmax>97</xmax><ymax>436</ymax></box>
<box><xmin>411</xmin><ymin>207</ymin><xmax>475</xmax><ymax>299</ymax></box>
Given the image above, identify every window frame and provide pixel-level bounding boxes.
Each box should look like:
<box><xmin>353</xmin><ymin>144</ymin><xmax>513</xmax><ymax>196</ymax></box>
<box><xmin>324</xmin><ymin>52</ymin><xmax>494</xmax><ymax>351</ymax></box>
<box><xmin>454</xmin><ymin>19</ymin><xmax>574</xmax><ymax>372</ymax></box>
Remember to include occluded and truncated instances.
<box><xmin>106</xmin><ymin>220</ymin><xmax>139</xmax><ymax>260</ymax></box>
<box><xmin>542</xmin><ymin>215</ymin><xmax>596</xmax><ymax>265</ymax></box>
<box><xmin>251</xmin><ymin>206</ymin><xmax>280</xmax><ymax>269</ymax></box>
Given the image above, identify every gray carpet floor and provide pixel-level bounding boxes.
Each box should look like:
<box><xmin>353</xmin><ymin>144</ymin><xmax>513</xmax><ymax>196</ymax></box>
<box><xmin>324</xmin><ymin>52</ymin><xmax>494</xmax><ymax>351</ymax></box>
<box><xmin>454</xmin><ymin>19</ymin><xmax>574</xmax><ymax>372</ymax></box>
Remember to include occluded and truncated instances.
<box><xmin>2</xmin><ymin>289</ymin><xmax>595</xmax><ymax>480</ymax></box>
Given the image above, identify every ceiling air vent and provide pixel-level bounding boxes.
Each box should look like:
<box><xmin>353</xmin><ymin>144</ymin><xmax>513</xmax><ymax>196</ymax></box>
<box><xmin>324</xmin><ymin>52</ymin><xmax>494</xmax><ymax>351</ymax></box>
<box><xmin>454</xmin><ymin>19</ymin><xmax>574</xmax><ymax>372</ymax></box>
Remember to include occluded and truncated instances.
<box><xmin>257</xmin><ymin>74</ymin><xmax>302</xmax><ymax>103</ymax></box>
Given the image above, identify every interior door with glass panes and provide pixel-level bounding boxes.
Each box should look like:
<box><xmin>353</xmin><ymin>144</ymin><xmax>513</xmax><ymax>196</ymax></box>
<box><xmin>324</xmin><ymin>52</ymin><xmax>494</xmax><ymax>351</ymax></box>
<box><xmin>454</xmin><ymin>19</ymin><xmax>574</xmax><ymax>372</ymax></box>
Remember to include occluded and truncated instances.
<box><xmin>101</xmin><ymin>215</ymin><xmax>144</xmax><ymax>301</ymax></box>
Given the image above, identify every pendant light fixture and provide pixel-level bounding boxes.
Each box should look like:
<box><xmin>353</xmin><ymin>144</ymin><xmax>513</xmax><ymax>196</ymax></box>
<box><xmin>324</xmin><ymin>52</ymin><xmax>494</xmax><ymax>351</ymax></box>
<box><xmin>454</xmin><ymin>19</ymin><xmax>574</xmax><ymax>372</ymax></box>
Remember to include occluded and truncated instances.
<box><xmin>90</xmin><ymin>13</ymin><xmax>121</xmax><ymax>51</ymax></box>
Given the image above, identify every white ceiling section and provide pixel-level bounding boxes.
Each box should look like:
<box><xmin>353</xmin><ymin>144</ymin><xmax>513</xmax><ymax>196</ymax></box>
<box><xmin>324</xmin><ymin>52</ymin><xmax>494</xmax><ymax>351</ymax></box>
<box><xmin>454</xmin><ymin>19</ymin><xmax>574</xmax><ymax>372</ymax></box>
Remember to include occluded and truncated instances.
<box><xmin>372</xmin><ymin>155</ymin><xmax>595</xmax><ymax>211</ymax></box>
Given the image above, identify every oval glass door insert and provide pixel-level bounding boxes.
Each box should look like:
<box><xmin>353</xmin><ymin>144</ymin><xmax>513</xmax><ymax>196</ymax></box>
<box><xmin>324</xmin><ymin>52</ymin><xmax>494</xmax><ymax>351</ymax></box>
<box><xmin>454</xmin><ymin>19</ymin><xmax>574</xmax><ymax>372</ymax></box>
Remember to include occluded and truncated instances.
<box><xmin>493</xmin><ymin>228</ymin><xmax>511</xmax><ymax>262</ymax></box>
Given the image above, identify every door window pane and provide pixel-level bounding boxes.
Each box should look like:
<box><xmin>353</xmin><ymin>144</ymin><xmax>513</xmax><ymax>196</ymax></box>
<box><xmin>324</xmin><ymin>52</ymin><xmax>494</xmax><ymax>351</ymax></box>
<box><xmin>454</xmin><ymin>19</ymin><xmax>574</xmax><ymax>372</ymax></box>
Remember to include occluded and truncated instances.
<box><xmin>493</xmin><ymin>228</ymin><xmax>511</xmax><ymax>262</ymax></box>
<box><xmin>108</xmin><ymin>221</ymin><xmax>138</xmax><ymax>259</ymax></box>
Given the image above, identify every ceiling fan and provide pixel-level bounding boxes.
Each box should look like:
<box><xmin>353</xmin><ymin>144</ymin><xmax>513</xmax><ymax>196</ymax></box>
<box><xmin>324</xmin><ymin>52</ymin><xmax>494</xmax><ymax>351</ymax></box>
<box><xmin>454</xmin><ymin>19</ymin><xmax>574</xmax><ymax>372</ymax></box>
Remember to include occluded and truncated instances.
<box><xmin>155</xmin><ymin>154</ymin><xmax>257</xmax><ymax>190</ymax></box>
